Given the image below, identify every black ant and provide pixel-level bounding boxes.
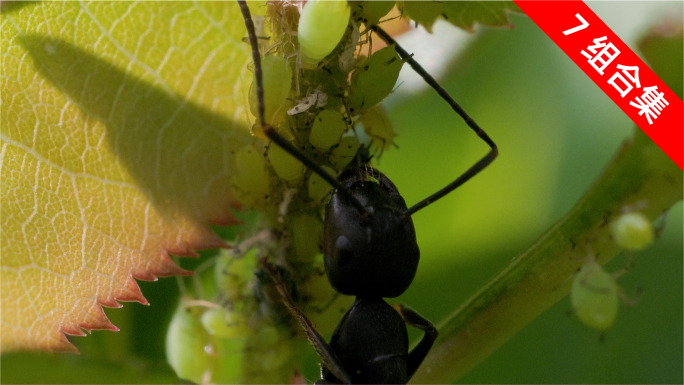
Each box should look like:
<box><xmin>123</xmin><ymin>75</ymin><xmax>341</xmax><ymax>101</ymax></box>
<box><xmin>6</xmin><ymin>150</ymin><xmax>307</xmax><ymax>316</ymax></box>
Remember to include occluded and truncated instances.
<box><xmin>238</xmin><ymin>1</ymin><xmax>498</xmax><ymax>383</ymax></box>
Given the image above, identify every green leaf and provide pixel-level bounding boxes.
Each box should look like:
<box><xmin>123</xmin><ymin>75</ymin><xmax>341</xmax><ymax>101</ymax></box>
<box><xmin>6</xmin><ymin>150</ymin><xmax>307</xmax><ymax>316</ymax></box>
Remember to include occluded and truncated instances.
<box><xmin>398</xmin><ymin>1</ymin><xmax>522</xmax><ymax>32</ymax></box>
<box><xmin>442</xmin><ymin>1</ymin><xmax>522</xmax><ymax>31</ymax></box>
<box><xmin>1</xmin><ymin>1</ymin><xmax>252</xmax><ymax>352</ymax></box>
<box><xmin>399</xmin><ymin>1</ymin><xmax>444</xmax><ymax>33</ymax></box>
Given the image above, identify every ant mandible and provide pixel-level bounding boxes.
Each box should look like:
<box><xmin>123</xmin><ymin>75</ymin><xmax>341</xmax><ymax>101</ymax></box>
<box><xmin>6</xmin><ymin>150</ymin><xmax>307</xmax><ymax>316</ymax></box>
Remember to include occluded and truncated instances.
<box><xmin>238</xmin><ymin>1</ymin><xmax>498</xmax><ymax>383</ymax></box>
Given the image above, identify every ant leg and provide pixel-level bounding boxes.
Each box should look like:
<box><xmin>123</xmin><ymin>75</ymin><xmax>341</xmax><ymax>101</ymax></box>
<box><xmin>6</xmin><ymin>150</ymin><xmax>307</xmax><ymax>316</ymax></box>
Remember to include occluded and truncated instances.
<box><xmin>238</xmin><ymin>1</ymin><xmax>368</xmax><ymax>217</ymax></box>
<box><xmin>260</xmin><ymin>259</ymin><xmax>352</xmax><ymax>384</ymax></box>
<box><xmin>370</xmin><ymin>25</ymin><xmax>499</xmax><ymax>217</ymax></box>
<box><xmin>391</xmin><ymin>303</ymin><xmax>438</xmax><ymax>380</ymax></box>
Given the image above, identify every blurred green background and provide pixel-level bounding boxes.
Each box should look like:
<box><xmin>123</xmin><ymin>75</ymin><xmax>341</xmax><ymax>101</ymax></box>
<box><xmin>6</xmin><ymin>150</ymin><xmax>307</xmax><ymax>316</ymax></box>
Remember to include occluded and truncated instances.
<box><xmin>2</xmin><ymin>2</ymin><xmax>682</xmax><ymax>384</ymax></box>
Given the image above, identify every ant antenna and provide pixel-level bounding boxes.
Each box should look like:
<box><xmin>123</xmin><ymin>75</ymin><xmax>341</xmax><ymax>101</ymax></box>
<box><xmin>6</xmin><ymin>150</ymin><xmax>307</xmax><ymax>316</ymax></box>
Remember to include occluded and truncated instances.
<box><xmin>370</xmin><ymin>25</ymin><xmax>499</xmax><ymax>218</ymax></box>
<box><xmin>238</xmin><ymin>1</ymin><xmax>369</xmax><ymax>217</ymax></box>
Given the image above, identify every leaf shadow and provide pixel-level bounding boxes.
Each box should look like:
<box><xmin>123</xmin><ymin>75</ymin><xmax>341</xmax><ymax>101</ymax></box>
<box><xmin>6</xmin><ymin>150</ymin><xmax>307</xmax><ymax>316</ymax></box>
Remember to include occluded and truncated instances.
<box><xmin>0</xmin><ymin>1</ymin><xmax>39</xmax><ymax>14</ymax></box>
<box><xmin>20</xmin><ymin>34</ymin><xmax>253</xmax><ymax>232</ymax></box>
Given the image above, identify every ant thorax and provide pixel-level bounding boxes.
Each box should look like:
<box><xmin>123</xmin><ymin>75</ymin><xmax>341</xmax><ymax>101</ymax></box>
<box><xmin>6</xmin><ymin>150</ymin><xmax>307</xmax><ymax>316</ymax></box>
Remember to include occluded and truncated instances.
<box><xmin>324</xmin><ymin>167</ymin><xmax>420</xmax><ymax>298</ymax></box>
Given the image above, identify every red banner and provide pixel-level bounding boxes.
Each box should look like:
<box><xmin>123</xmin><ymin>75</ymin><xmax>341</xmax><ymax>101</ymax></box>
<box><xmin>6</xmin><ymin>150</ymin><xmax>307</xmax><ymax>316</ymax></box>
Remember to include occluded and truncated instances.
<box><xmin>514</xmin><ymin>0</ymin><xmax>683</xmax><ymax>170</ymax></box>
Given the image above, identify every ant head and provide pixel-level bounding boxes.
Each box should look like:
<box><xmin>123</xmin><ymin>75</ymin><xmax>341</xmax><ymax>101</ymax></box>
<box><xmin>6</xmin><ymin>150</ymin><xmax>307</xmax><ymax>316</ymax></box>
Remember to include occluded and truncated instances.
<box><xmin>324</xmin><ymin>167</ymin><xmax>420</xmax><ymax>298</ymax></box>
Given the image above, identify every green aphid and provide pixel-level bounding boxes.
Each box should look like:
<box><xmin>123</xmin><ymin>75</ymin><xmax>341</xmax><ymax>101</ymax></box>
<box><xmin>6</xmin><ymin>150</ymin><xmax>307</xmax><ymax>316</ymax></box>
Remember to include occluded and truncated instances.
<box><xmin>166</xmin><ymin>299</ymin><xmax>215</xmax><ymax>384</ymax></box>
<box><xmin>298</xmin><ymin>0</ymin><xmax>351</xmax><ymax>69</ymax></box>
<box><xmin>571</xmin><ymin>259</ymin><xmax>620</xmax><ymax>332</ymax></box>
<box><xmin>353</xmin><ymin>1</ymin><xmax>396</xmax><ymax>26</ymax></box>
<box><xmin>310</xmin><ymin>109</ymin><xmax>348</xmax><ymax>150</ymax></box>
<box><xmin>349</xmin><ymin>45</ymin><xmax>405</xmax><ymax>114</ymax></box>
<box><xmin>610</xmin><ymin>211</ymin><xmax>654</xmax><ymax>251</ymax></box>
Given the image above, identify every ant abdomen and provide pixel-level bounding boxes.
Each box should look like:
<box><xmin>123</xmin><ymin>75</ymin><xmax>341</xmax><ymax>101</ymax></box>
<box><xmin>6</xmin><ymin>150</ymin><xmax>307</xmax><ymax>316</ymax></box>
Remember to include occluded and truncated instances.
<box><xmin>320</xmin><ymin>297</ymin><xmax>409</xmax><ymax>384</ymax></box>
<box><xmin>324</xmin><ymin>167</ymin><xmax>420</xmax><ymax>298</ymax></box>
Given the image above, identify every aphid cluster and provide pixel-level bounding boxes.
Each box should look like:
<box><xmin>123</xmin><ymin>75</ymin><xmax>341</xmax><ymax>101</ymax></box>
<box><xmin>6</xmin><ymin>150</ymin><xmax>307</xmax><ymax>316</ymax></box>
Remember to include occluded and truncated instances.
<box><xmin>232</xmin><ymin>0</ymin><xmax>426</xmax><ymax>213</ymax></box>
<box><xmin>233</xmin><ymin>0</ymin><xmax>498</xmax><ymax>383</ymax></box>
<box><xmin>166</xmin><ymin>249</ymin><xmax>260</xmax><ymax>383</ymax></box>
<box><xmin>166</xmin><ymin>232</ymin><xmax>329</xmax><ymax>384</ymax></box>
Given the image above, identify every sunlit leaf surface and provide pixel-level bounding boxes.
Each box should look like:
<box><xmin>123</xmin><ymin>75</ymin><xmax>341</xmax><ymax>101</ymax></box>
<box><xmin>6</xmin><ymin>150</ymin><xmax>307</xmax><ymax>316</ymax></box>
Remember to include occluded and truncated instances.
<box><xmin>1</xmin><ymin>1</ymin><xmax>253</xmax><ymax>352</ymax></box>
